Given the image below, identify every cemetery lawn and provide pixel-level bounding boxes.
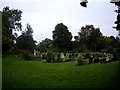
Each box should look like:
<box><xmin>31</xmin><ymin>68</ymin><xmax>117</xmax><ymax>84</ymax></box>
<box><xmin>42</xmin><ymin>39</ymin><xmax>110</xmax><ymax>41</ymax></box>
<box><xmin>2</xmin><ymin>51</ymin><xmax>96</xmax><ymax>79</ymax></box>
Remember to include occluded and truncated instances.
<box><xmin>2</xmin><ymin>56</ymin><xmax>120</xmax><ymax>88</ymax></box>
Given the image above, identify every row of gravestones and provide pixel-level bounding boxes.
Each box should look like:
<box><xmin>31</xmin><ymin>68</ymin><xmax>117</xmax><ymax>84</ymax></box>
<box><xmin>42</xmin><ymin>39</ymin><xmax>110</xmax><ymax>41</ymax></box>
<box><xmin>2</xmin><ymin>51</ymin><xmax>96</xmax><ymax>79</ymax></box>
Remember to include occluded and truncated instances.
<box><xmin>34</xmin><ymin>52</ymin><xmax>79</xmax><ymax>62</ymax></box>
<box><xmin>76</xmin><ymin>53</ymin><xmax>114</xmax><ymax>66</ymax></box>
<box><xmin>34</xmin><ymin>52</ymin><xmax>65</xmax><ymax>62</ymax></box>
<box><xmin>46</xmin><ymin>53</ymin><xmax>65</xmax><ymax>63</ymax></box>
<box><xmin>34</xmin><ymin>51</ymin><xmax>114</xmax><ymax>64</ymax></box>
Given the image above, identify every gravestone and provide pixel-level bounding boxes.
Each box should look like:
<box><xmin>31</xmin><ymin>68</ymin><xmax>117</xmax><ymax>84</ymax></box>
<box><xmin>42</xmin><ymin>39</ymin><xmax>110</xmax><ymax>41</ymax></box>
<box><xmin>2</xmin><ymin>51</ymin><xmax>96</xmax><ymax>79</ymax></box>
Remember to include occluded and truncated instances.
<box><xmin>64</xmin><ymin>52</ymin><xmax>66</xmax><ymax>56</ymax></box>
<box><xmin>57</xmin><ymin>53</ymin><xmax>60</xmax><ymax>62</ymax></box>
<box><xmin>70</xmin><ymin>53</ymin><xmax>78</xmax><ymax>61</ymax></box>
<box><xmin>94</xmin><ymin>58</ymin><xmax>99</xmax><ymax>63</ymax></box>
<box><xmin>69</xmin><ymin>54</ymin><xmax>72</xmax><ymax>61</ymax></box>
<box><xmin>42</xmin><ymin>54</ymin><xmax>47</xmax><ymax>59</ymax></box>
<box><xmin>46</xmin><ymin>52</ymin><xmax>53</xmax><ymax>63</ymax></box>
<box><xmin>100</xmin><ymin>58</ymin><xmax>106</xmax><ymax>63</ymax></box>
<box><xmin>76</xmin><ymin>56</ymin><xmax>87</xmax><ymax>66</ymax></box>
<box><xmin>84</xmin><ymin>53</ymin><xmax>89</xmax><ymax>59</ymax></box>
<box><xmin>36</xmin><ymin>52</ymin><xmax>41</xmax><ymax>59</ymax></box>
<box><xmin>105</xmin><ymin>54</ymin><xmax>112</xmax><ymax>62</ymax></box>
<box><xmin>94</xmin><ymin>54</ymin><xmax>99</xmax><ymax>63</ymax></box>
<box><xmin>52</xmin><ymin>53</ymin><xmax>64</xmax><ymax>62</ymax></box>
<box><xmin>60</xmin><ymin>53</ymin><xmax>64</xmax><ymax>62</ymax></box>
<box><xmin>71</xmin><ymin>53</ymin><xmax>75</xmax><ymax>60</ymax></box>
<box><xmin>53</xmin><ymin>53</ymin><xmax>58</xmax><ymax>62</ymax></box>
<box><xmin>76</xmin><ymin>56</ymin><xmax>83</xmax><ymax>65</ymax></box>
<box><xmin>89</xmin><ymin>53</ymin><xmax>93</xmax><ymax>64</ymax></box>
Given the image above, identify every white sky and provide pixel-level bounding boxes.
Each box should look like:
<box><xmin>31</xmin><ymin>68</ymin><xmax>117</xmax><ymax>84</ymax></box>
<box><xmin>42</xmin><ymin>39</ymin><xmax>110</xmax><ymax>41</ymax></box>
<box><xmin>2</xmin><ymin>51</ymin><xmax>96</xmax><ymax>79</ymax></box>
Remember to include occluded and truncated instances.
<box><xmin>0</xmin><ymin>0</ymin><xmax>119</xmax><ymax>42</ymax></box>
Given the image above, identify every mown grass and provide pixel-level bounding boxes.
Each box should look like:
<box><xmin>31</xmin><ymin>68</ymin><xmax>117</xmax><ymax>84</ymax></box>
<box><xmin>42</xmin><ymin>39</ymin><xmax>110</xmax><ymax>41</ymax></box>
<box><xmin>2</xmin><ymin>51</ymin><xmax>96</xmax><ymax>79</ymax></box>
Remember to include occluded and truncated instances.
<box><xmin>2</xmin><ymin>56</ymin><xmax>120</xmax><ymax>88</ymax></box>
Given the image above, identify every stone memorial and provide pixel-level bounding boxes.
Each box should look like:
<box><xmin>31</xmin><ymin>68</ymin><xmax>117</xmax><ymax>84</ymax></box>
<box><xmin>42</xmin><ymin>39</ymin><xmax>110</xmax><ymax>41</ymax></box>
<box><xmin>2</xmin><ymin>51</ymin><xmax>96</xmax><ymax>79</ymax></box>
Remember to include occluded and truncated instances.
<box><xmin>89</xmin><ymin>53</ymin><xmax>93</xmax><ymax>64</ymax></box>
<box><xmin>76</xmin><ymin>56</ymin><xmax>83</xmax><ymax>65</ymax></box>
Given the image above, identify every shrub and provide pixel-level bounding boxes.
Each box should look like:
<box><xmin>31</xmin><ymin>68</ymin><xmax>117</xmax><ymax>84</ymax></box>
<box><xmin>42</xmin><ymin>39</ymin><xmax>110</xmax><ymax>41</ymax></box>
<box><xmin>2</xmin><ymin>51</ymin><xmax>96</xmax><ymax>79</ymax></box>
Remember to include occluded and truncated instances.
<box><xmin>84</xmin><ymin>53</ymin><xmax>90</xmax><ymax>59</ymax></box>
<box><xmin>94</xmin><ymin>58</ymin><xmax>99</xmax><ymax>63</ymax></box>
<box><xmin>22</xmin><ymin>50</ymin><xmax>34</xmax><ymax>60</ymax></box>
<box><xmin>42</xmin><ymin>54</ymin><xmax>47</xmax><ymax>59</ymax></box>
<box><xmin>46</xmin><ymin>52</ymin><xmax>53</xmax><ymax>63</ymax></box>
<box><xmin>22</xmin><ymin>50</ymin><xmax>30</xmax><ymax>60</ymax></box>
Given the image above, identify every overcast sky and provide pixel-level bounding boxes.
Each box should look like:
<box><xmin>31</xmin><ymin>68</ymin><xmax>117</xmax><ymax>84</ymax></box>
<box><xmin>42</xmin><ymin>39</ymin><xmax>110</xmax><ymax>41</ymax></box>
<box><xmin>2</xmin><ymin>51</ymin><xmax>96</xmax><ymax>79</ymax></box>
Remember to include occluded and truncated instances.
<box><xmin>0</xmin><ymin>0</ymin><xmax>119</xmax><ymax>42</ymax></box>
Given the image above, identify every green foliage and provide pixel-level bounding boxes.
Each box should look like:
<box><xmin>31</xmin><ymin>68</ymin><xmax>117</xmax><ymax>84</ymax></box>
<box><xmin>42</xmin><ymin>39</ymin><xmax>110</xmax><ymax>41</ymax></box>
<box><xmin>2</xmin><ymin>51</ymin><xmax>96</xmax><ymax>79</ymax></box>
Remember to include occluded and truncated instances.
<box><xmin>83</xmin><ymin>53</ymin><xmax>90</xmax><ymax>59</ymax></box>
<box><xmin>98</xmin><ymin>36</ymin><xmax>120</xmax><ymax>55</ymax></box>
<box><xmin>16</xmin><ymin>35</ymin><xmax>35</xmax><ymax>53</ymax></box>
<box><xmin>36</xmin><ymin>42</ymin><xmax>46</xmax><ymax>52</ymax></box>
<box><xmin>22</xmin><ymin>50</ymin><xmax>34</xmax><ymax>60</ymax></box>
<box><xmin>2</xmin><ymin>36</ymin><xmax>13</xmax><ymax>54</ymax></box>
<box><xmin>36</xmin><ymin>38</ymin><xmax>53</xmax><ymax>52</ymax></box>
<box><xmin>52</xmin><ymin>23</ymin><xmax>73</xmax><ymax>51</ymax></box>
<box><xmin>24</xmin><ymin>23</ymin><xmax>33</xmax><ymax>36</ymax></box>
<box><xmin>22</xmin><ymin>50</ymin><xmax>30</xmax><ymax>60</ymax></box>
<box><xmin>46</xmin><ymin>52</ymin><xmax>53</xmax><ymax>63</ymax></box>
<box><xmin>2</xmin><ymin>6</ymin><xmax>22</xmax><ymax>54</ymax></box>
<box><xmin>42</xmin><ymin>53</ymin><xmax>47</xmax><ymax>59</ymax></box>
<box><xmin>78</xmin><ymin>25</ymin><xmax>102</xmax><ymax>51</ymax></box>
<box><xmin>16</xmin><ymin>24</ymin><xmax>35</xmax><ymax>53</ymax></box>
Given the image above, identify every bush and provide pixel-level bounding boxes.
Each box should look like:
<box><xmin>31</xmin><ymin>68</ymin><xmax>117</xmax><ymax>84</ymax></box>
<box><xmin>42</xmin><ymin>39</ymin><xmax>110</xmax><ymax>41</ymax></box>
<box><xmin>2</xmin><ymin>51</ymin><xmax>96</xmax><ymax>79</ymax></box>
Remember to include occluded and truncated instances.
<box><xmin>84</xmin><ymin>53</ymin><xmax>90</xmax><ymax>59</ymax></box>
<box><xmin>46</xmin><ymin>52</ymin><xmax>53</xmax><ymax>63</ymax></box>
<box><xmin>22</xmin><ymin>50</ymin><xmax>34</xmax><ymax>60</ymax></box>
<box><xmin>94</xmin><ymin>58</ymin><xmax>99</xmax><ymax>63</ymax></box>
<box><xmin>42</xmin><ymin>54</ymin><xmax>47</xmax><ymax>59</ymax></box>
<box><xmin>22</xmin><ymin>50</ymin><xmax>30</xmax><ymax>60</ymax></box>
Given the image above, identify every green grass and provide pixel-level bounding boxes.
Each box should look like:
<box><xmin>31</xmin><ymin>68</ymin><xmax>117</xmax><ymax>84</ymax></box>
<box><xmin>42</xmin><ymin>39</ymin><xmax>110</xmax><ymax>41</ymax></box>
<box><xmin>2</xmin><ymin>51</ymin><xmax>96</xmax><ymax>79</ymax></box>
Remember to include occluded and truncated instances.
<box><xmin>2</xmin><ymin>56</ymin><xmax>120</xmax><ymax>88</ymax></box>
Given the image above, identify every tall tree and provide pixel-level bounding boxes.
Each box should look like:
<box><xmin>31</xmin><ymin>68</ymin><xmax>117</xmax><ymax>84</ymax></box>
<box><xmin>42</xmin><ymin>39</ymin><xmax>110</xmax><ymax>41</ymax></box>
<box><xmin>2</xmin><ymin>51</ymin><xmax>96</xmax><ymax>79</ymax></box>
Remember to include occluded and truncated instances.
<box><xmin>2</xmin><ymin>6</ymin><xmax>22</xmax><ymax>54</ymax></box>
<box><xmin>52</xmin><ymin>23</ymin><xmax>73</xmax><ymax>51</ymax></box>
<box><xmin>25</xmin><ymin>23</ymin><xmax>33</xmax><ymax>36</ymax></box>
<box><xmin>72</xmin><ymin>36</ymin><xmax>80</xmax><ymax>52</ymax></box>
<box><xmin>78</xmin><ymin>25</ymin><xmax>102</xmax><ymax>51</ymax></box>
<box><xmin>16</xmin><ymin>24</ymin><xmax>35</xmax><ymax>53</ymax></box>
<box><xmin>36</xmin><ymin>38</ymin><xmax>53</xmax><ymax>52</ymax></box>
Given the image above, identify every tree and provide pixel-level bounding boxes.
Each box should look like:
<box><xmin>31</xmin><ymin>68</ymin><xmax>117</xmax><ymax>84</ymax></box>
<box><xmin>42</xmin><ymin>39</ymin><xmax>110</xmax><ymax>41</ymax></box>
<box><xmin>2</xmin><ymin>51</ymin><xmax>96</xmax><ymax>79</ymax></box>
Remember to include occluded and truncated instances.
<box><xmin>52</xmin><ymin>23</ymin><xmax>73</xmax><ymax>51</ymax></box>
<box><xmin>110</xmin><ymin>1</ymin><xmax>120</xmax><ymax>31</ymax></box>
<box><xmin>72</xmin><ymin>36</ymin><xmax>80</xmax><ymax>52</ymax></box>
<box><xmin>2</xmin><ymin>6</ymin><xmax>22</xmax><ymax>54</ymax></box>
<box><xmin>78</xmin><ymin>25</ymin><xmax>102</xmax><ymax>51</ymax></box>
<box><xmin>16</xmin><ymin>24</ymin><xmax>35</xmax><ymax>53</ymax></box>
<box><xmin>25</xmin><ymin>23</ymin><xmax>33</xmax><ymax>36</ymax></box>
<box><xmin>35</xmin><ymin>38</ymin><xmax>53</xmax><ymax>52</ymax></box>
<box><xmin>35</xmin><ymin>42</ymin><xmax>46</xmax><ymax>52</ymax></box>
<box><xmin>41</xmin><ymin>38</ymin><xmax>52</xmax><ymax>49</ymax></box>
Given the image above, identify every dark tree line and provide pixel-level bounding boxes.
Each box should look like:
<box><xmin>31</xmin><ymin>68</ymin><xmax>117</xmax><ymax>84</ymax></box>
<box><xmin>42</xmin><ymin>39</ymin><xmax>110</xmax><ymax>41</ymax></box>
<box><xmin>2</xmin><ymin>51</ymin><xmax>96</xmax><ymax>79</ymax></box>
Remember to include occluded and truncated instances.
<box><xmin>36</xmin><ymin>23</ymin><xmax>120</xmax><ymax>55</ymax></box>
<box><xmin>2</xmin><ymin>6</ymin><xmax>22</xmax><ymax>54</ymax></box>
<box><xmin>2</xmin><ymin>6</ymin><xmax>120</xmax><ymax>58</ymax></box>
<box><xmin>16</xmin><ymin>23</ymin><xmax>36</xmax><ymax>53</ymax></box>
<box><xmin>2</xmin><ymin>6</ymin><xmax>36</xmax><ymax>55</ymax></box>
<box><xmin>52</xmin><ymin>23</ymin><xmax>73</xmax><ymax>52</ymax></box>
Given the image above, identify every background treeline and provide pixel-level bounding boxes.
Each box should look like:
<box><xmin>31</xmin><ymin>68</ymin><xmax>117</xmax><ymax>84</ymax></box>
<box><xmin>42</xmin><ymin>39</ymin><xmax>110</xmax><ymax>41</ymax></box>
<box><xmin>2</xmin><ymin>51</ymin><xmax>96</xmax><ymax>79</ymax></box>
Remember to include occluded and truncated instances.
<box><xmin>2</xmin><ymin>6</ymin><xmax>120</xmax><ymax>58</ymax></box>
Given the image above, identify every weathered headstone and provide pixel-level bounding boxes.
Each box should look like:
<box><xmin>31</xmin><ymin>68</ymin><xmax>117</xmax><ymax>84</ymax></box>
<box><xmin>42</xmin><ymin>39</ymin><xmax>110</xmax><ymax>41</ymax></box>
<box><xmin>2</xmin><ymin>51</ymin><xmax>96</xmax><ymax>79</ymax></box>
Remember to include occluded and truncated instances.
<box><xmin>64</xmin><ymin>52</ymin><xmax>66</xmax><ymax>56</ymax></box>
<box><xmin>53</xmin><ymin>53</ymin><xmax>57</xmax><ymax>62</ymax></box>
<box><xmin>60</xmin><ymin>53</ymin><xmax>64</xmax><ymax>62</ymax></box>
<box><xmin>76</xmin><ymin>56</ymin><xmax>83</xmax><ymax>65</ymax></box>
<box><xmin>94</xmin><ymin>54</ymin><xmax>99</xmax><ymax>63</ymax></box>
<box><xmin>57</xmin><ymin>53</ymin><xmax>60</xmax><ymax>62</ymax></box>
<box><xmin>100</xmin><ymin>58</ymin><xmax>106</xmax><ymax>63</ymax></box>
<box><xmin>105</xmin><ymin>54</ymin><xmax>112</xmax><ymax>62</ymax></box>
<box><xmin>70</xmin><ymin>53</ymin><xmax>78</xmax><ymax>61</ymax></box>
<box><xmin>42</xmin><ymin>54</ymin><xmax>47</xmax><ymax>59</ymax></box>
<box><xmin>84</xmin><ymin>53</ymin><xmax>89</xmax><ymax>59</ymax></box>
<box><xmin>46</xmin><ymin>52</ymin><xmax>53</xmax><ymax>63</ymax></box>
<box><xmin>94</xmin><ymin>58</ymin><xmax>99</xmax><ymax>63</ymax></box>
<box><xmin>89</xmin><ymin>54</ymin><xmax>93</xmax><ymax>64</ymax></box>
<box><xmin>69</xmin><ymin>54</ymin><xmax>72</xmax><ymax>61</ymax></box>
